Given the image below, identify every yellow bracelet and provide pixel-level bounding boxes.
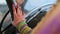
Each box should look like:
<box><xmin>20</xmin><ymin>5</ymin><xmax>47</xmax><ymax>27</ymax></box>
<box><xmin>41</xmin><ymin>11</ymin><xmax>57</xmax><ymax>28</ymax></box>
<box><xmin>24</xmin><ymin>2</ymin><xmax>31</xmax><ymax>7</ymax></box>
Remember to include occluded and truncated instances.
<box><xmin>21</xmin><ymin>26</ymin><xmax>31</xmax><ymax>34</ymax></box>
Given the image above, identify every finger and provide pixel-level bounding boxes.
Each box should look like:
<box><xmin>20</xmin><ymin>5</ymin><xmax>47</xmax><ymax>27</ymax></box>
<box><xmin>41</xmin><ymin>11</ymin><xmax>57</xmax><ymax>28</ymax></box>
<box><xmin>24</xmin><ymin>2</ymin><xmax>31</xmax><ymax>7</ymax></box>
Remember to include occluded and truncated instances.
<box><xmin>17</xmin><ymin>4</ymin><xmax>22</xmax><ymax>15</ymax></box>
<box><xmin>12</xmin><ymin>4</ymin><xmax>16</xmax><ymax>14</ymax></box>
<box><xmin>22</xmin><ymin>12</ymin><xmax>25</xmax><ymax>16</ymax></box>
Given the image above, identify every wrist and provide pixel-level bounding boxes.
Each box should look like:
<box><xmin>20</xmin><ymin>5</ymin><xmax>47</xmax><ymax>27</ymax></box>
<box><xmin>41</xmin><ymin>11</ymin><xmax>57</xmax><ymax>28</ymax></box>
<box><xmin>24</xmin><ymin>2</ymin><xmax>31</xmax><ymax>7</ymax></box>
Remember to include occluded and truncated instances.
<box><xmin>17</xmin><ymin>20</ymin><xmax>27</xmax><ymax>30</ymax></box>
<box><xmin>12</xmin><ymin>20</ymin><xmax>26</xmax><ymax>27</ymax></box>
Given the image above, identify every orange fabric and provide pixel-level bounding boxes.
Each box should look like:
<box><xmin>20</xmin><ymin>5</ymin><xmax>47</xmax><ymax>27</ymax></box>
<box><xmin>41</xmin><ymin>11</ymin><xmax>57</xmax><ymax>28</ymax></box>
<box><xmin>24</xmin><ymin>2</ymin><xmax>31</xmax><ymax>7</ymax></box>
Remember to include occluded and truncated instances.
<box><xmin>32</xmin><ymin>1</ymin><xmax>60</xmax><ymax>34</ymax></box>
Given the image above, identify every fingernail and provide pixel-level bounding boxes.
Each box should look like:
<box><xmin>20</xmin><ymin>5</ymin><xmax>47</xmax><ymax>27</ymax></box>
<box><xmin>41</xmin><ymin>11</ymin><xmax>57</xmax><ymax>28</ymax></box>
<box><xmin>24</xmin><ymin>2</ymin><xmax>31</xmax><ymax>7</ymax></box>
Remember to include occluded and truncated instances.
<box><xmin>17</xmin><ymin>4</ymin><xmax>20</xmax><ymax>7</ymax></box>
<box><xmin>12</xmin><ymin>4</ymin><xmax>14</xmax><ymax>7</ymax></box>
<box><xmin>12</xmin><ymin>4</ymin><xmax>15</xmax><ymax>10</ymax></box>
<box><xmin>17</xmin><ymin>4</ymin><xmax>21</xmax><ymax>9</ymax></box>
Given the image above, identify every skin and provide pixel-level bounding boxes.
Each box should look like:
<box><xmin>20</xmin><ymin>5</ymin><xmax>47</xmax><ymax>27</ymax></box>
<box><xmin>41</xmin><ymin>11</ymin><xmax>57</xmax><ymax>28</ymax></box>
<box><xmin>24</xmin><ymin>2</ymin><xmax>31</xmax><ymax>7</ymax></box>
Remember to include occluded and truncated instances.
<box><xmin>12</xmin><ymin>4</ymin><xmax>25</xmax><ymax>27</ymax></box>
<box><xmin>12</xmin><ymin>0</ymin><xmax>25</xmax><ymax>27</ymax></box>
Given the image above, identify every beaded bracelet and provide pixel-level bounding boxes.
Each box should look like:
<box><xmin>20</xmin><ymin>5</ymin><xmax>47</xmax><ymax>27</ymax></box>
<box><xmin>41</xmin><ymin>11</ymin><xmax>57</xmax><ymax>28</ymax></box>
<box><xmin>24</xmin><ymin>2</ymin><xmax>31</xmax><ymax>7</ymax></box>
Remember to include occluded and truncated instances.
<box><xmin>17</xmin><ymin>20</ymin><xmax>26</xmax><ymax>31</ymax></box>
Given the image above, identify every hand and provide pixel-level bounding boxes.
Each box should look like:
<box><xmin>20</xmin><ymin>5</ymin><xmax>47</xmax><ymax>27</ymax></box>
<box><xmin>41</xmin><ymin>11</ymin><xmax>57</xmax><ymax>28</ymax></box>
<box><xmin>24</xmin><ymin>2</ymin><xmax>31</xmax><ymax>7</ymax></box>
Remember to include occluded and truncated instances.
<box><xmin>12</xmin><ymin>4</ymin><xmax>25</xmax><ymax>27</ymax></box>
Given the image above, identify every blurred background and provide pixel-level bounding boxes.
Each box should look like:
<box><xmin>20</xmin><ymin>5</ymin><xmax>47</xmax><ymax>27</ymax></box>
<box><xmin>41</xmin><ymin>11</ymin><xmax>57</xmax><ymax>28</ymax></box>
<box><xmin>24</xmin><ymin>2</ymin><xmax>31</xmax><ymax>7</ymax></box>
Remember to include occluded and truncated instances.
<box><xmin>0</xmin><ymin>0</ymin><xmax>57</xmax><ymax>34</ymax></box>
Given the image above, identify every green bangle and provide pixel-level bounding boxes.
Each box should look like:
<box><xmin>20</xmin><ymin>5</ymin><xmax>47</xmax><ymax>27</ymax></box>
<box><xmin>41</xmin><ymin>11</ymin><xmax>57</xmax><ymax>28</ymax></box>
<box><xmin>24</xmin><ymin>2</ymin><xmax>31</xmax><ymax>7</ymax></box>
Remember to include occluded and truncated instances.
<box><xmin>17</xmin><ymin>20</ymin><xmax>26</xmax><ymax>30</ymax></box>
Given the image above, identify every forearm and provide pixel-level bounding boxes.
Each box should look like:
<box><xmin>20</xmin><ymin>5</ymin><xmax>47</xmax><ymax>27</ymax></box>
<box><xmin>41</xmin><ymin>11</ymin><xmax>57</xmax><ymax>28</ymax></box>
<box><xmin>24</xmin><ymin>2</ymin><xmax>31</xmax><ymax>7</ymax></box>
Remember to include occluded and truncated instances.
<box><xmin>17</xmin><ymin>20</ymin><xmax>32</xmax><ymax>34</ymax></box>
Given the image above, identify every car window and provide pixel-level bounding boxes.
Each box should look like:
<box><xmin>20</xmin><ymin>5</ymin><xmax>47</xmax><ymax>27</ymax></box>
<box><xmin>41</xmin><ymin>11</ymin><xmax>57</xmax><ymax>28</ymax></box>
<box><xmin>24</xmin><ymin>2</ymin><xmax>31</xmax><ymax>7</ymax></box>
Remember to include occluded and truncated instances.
<box><xmin>24</xmin><ymin>0</ymin><xmax>57</xmax><ymax>11</ymax></box>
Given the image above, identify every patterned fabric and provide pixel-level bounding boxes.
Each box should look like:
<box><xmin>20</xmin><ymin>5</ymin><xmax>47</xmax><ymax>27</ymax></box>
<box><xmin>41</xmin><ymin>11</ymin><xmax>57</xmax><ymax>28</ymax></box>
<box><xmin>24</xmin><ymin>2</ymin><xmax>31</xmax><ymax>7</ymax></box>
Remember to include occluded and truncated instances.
<box><xmin>17</xmin><ymin>20</ymin><xmax>32</xmax><ymax>34</ymax></box>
